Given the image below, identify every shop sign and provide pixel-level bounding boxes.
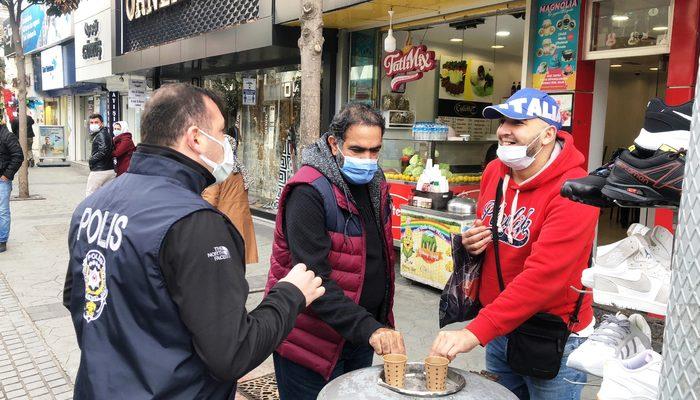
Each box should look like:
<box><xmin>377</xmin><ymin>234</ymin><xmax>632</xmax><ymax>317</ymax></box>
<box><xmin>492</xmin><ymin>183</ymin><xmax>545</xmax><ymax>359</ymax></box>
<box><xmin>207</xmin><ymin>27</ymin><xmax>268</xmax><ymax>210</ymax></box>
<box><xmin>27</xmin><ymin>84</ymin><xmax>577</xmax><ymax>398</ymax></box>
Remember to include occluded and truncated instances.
<box><xmin>242</xmin><ymin>78</ymin><xmax>257</xmax><ymax>106</ymax></box>
<box><xmin>531</xmin><ymin>0</ymin><xmax>581</xmax><ymax>91</ymax></box>
<box><xmin>81</xmin><ymin>19</ymin><xmax>102</xmax><ymax>60</ymax></box>
<box><xmin>2</xmin><ymin>19</ymin><xmax>13</xmax><ymax>56</ymax></box>
<box><xmin>128</xmin><ymin>78</ymin><xmax>147</xmax><ymax>109</ymax></box>
<box><xmin>124</xmin><ymin>0</ymin><xmax>188</xmax><ymax>22</ymax></box>
<box><xmin>107</xmin><ymin>92</ymin><xmax>122</xmax><ymax>135</ymax></box>
<box><xmin>40</xmin><ymin>46</ymin><xmax>65</xmax><ymax>91</ymax></box>
<box><xmin>383</xmin><ymin>45</ymin><xmax>436</xmax><ymax>92</ymax></box>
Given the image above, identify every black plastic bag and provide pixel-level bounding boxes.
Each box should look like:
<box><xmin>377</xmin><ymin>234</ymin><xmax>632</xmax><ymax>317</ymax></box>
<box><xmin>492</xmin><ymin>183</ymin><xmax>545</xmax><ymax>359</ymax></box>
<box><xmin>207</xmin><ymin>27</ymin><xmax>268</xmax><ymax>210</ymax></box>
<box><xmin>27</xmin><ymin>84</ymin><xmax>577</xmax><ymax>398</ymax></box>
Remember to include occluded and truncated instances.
<box><xmin>438</xmin><ymin>234</ymin><xmax>483</xmax><ymax>328</ymax></box>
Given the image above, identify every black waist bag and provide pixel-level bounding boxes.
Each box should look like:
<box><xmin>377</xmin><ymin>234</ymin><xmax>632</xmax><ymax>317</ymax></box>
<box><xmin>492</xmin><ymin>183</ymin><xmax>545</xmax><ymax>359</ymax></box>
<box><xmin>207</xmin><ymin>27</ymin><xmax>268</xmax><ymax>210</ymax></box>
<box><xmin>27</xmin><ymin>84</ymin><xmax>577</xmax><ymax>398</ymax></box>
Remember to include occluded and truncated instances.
<box><xmin>491</xmin><ymin>178</ymin><xmax>586</xmax><ymax>380</ymax></box>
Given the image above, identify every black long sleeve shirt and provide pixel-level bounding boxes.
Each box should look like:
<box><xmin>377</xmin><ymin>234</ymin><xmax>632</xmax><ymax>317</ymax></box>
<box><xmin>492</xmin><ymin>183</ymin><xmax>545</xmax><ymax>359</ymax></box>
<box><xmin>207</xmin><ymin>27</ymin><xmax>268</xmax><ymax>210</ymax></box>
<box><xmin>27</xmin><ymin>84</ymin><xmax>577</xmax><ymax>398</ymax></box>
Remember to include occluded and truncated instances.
<box><xmin>284</xmin><ymin>183</ymin><xmax>387</xmax><ymax>346</ymax></box>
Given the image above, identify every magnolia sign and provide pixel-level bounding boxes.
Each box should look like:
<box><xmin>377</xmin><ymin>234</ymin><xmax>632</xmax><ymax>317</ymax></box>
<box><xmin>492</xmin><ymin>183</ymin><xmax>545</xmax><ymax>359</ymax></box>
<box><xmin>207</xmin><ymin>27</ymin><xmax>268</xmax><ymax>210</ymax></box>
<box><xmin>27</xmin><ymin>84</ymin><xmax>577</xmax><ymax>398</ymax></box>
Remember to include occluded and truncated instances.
<box><xmin>124</xmin><ymin>0</ymin><xmax>186</xmax><ymax>21</ymax></box>
<box><xmin>383</xmin><ymin>45</ymin><xmax>436</xmax><ymax>91</ymax></box>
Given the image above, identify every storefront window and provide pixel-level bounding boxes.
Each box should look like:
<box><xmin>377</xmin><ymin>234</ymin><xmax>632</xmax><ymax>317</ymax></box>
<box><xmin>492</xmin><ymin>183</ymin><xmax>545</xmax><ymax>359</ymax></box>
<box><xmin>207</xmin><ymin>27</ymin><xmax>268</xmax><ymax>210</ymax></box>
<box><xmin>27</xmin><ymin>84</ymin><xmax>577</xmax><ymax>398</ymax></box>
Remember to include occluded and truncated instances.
<box><xmin>205</xmin><ymin>66</ymin><xmax>301</xmax><ymax>212</ymax></box>
<box><xmin>587</xmin><ymin>0</ymin><xmax>671</xmax><ymax>58</ymax></box>
<box><xmin>43</xmin><ymin>98</ymin><xmax>59</xmax><ymax>125</ymax></box>
<box><xmin>349</xmin><ymin>30</ymin><xmax>378</xmax><ymax>106</ymax></box>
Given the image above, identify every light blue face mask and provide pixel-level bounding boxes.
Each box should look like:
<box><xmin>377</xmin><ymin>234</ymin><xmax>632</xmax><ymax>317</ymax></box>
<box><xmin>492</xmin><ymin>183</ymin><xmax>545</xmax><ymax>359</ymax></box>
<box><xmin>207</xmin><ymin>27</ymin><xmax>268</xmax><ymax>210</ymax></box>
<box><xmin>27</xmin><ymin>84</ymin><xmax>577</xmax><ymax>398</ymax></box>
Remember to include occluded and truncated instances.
<box><xmin>338</xmin><ymin>149</ymin><xmax>379</xmax><ymax>185</ymax></box>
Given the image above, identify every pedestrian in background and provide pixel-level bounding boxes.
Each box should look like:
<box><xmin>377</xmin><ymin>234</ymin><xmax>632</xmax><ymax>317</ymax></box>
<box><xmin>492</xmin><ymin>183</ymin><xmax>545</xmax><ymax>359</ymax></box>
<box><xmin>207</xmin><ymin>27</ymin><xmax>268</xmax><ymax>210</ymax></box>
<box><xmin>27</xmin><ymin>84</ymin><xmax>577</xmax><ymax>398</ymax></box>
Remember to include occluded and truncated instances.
<box><xmin>0</xmin><ymin>122</ymin><xmax>24</xmax><ymax>253</ymax></box>
<box><xmin>112</xmin><ymin>120</ymin><xmax>136</xmax><ymax>177</ymax></box>
<box><xmin>11</xmin><ymin>112</ymin><xmax>35</xmax><ymax>167</ymax></box>
<box><xmin>202</xmin><ymin>131</ymin><xmax>258</xmax><ymax>264</ymax></box>
<box><xmin>64</xmin><ymin>83</ymin><xmax>325</xmax><ymax>399</ymax></box>
<box><xmin>85</xmin><ymin>114</ymin><xmax>115</xmax><ymax>197</ymax></box>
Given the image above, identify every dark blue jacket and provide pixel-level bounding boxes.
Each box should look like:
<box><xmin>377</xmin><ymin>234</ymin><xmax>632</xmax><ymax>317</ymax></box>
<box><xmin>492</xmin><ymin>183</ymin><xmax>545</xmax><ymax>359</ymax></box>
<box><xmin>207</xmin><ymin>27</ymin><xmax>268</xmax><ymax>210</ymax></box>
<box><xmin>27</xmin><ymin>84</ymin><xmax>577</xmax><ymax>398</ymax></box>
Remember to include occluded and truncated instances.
<box><xmin>66</xmin><ymin>147</ymin><xmax>234</xmax><ymax>399</ymax></box>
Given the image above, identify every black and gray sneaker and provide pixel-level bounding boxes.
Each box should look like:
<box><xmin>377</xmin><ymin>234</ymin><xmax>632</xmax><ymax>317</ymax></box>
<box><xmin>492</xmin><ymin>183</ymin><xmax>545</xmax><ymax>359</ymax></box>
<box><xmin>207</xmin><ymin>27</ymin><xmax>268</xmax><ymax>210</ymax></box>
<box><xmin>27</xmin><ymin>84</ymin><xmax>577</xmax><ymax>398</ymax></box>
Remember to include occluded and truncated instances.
<box><xmin>601</xmin><ymin>145</ymin><xmax>685</xmax><ymax>207</ymax></box>
<box><xmin>560</xmin><ymin>148</ymin><xmax>624</xmax><ymax>208</ymax></box>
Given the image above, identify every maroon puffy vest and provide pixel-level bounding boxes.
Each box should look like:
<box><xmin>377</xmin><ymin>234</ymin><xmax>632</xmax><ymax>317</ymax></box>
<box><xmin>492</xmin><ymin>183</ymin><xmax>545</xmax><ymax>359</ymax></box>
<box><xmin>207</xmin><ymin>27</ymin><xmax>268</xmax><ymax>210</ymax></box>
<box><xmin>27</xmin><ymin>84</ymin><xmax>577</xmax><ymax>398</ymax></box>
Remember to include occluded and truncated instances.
<box><xmin>265</xmin><ymin>166</ymin><xmax>395</xmax><ymax>380</ymax></box>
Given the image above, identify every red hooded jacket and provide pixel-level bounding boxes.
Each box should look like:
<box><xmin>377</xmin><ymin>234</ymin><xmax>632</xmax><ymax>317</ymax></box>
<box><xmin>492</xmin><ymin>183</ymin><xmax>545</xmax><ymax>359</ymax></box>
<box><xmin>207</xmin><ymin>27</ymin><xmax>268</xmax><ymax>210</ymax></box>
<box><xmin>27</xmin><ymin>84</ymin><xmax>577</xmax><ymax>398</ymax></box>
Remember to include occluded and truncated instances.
<box><xmin>113</xmin><ymin>132</ymin><xmax>136</xmax><ymax>176</ymax></box>
<box><xmin>467</xmin><ymin>131</ymin><xmax>598</xmax><ymax>345</ymax></box>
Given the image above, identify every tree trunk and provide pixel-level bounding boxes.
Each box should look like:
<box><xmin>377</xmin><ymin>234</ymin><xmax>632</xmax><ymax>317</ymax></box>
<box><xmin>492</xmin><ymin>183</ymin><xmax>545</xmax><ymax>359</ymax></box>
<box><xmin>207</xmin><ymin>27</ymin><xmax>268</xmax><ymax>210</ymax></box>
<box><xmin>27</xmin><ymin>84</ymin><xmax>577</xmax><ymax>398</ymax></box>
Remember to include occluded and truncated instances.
<box><xmin>297</xmin><ymin>0</ymin><xmax>324</xmax><ymax>169</ymax></box>
<box><xmin>8</xmin><ymin>7</ymin><xmax>29</xmax><ymax>198</ymax></box>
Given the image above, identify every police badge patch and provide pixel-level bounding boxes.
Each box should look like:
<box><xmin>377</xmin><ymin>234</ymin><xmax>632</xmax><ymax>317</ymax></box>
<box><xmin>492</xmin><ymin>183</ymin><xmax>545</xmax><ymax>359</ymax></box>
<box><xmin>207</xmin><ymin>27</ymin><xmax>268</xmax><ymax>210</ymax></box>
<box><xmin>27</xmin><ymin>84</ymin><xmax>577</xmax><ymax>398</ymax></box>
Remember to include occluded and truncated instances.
<box><xmin>82</xmin><ymin>250</ymin><xmax>109</xmax><ymax>322</ymax></box>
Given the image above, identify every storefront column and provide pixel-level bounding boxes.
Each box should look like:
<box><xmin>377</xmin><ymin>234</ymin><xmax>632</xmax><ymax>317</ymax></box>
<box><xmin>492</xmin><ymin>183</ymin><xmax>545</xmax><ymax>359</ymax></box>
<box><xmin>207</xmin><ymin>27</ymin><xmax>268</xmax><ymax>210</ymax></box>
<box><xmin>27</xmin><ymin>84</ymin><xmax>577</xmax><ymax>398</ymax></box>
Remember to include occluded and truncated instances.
<box><xmin>655</xmin><ymin>0</ymin><xmax>700</xmax><ymax>230</ymax></box>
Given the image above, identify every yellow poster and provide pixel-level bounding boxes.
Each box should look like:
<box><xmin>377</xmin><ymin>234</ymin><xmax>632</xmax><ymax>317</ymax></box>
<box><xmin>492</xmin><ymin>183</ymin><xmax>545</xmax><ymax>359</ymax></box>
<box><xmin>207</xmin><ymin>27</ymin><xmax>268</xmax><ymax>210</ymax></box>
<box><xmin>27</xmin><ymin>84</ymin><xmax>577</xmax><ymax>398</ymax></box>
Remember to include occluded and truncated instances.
<box><xmin>400</xmin><ymin>210</ymin><xmax>462</xmax><ymax>289</ymax></box>
<box><xmin>438</xmin><ymin>57</ymin><xmax>495</xmax><ymax>102</ymax></box>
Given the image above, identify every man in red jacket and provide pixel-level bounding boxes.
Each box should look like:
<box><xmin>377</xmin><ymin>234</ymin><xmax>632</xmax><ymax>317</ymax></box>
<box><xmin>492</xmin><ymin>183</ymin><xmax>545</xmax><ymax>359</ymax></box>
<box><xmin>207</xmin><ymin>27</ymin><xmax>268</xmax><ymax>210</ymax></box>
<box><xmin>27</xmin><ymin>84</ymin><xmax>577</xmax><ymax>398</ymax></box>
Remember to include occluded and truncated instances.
<box><xmin>430</xmin><ymin>89</ymin><xmax>598</xmax><ymax>399</ymax></box>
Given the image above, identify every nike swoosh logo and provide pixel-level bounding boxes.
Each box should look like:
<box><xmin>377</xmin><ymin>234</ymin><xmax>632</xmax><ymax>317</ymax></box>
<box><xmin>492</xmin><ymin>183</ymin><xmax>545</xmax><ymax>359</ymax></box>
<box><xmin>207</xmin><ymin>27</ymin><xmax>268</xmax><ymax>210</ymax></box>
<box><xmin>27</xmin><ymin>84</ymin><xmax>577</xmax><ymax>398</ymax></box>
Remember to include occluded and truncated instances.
<box><xmin>597</xmin><ymin>273</ymin><xmax>652</xmax><ymax>292</ymax></box>
<box><xmin>673</xmin><ymin>110</ymin><xmax>693</xmax><ymax>121</ymax></box>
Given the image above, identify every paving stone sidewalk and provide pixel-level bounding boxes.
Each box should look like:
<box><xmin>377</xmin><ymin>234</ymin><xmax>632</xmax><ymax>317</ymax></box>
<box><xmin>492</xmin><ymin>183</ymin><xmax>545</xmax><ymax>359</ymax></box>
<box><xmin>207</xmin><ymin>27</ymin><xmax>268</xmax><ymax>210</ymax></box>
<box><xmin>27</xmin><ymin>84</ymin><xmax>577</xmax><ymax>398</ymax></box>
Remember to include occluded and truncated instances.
<box><xmin>0</xmin><ymin>274</ymin><xmax>71</xmax><ymax>400</ymax></box>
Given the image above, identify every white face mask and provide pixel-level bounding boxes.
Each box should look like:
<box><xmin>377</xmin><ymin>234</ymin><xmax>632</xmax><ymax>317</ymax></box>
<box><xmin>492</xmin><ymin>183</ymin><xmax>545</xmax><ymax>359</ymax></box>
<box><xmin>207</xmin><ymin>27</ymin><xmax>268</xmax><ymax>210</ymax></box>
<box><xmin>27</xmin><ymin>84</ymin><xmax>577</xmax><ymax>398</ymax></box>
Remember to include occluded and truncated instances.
<box><xmin>113</xmin><ymin>129</ymin><xmax>122</xmax><ymax>136</ymax></box>
<box><xmin>89</xmin><ymin>124</ymin><xmax>101</xmax><ymax>133</ymax></box>
<box><xmin>198</xmin><ymin>129</ymin><xmax>235</xmax><ymax>184</ymax></box>
<box><xmin>496</xmin><ymin>125</ymin><xmax>550</xmax><ymax>171</ymax></box>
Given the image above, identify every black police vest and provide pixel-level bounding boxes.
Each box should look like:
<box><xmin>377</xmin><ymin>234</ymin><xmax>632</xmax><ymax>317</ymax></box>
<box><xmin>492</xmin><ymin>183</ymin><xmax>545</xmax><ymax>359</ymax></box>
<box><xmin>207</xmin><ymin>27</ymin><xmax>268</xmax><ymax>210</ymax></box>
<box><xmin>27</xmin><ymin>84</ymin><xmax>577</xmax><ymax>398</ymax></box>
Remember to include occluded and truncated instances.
<box><xmin>67</xmin><ymin>150</ymin><xmax>234</xmax><ymax>399</ymax></box>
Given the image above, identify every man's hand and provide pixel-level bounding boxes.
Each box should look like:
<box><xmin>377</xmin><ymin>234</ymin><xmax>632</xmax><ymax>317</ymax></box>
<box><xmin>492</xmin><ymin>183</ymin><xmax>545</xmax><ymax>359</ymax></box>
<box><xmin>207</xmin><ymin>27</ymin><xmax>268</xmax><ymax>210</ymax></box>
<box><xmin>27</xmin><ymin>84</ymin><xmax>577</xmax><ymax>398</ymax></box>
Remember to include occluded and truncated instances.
<box><xmin>430</xmin><ymin>329</ymin><xmax>481</xmax><ymax>361</ymax></box>
<box><xmin>279</xmin><ymin>264</ymin><xmax>325</xmax><ymax>307</ymax></box>
<box><xmin>462</xmin><ymin>219</ymin><xmax>492</xmax><ymax>256</ymax></box>
<box><xmin>369</xmin><ymin>328</ymin><xmax>406</xmax><ymax>356</ymax></box>
<box><xmin>0</xmin><ymin>176</ymin><xmax>8</xmax><ymax>181</ymax></box>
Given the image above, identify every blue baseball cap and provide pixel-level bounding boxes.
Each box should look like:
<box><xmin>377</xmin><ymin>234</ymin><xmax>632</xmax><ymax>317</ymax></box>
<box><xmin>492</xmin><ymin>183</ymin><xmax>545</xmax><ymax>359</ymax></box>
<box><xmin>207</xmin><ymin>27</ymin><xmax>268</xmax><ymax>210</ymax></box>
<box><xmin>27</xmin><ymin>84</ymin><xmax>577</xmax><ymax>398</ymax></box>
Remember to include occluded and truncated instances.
<box><xmin>483</xmin><ymin>88</ymin><xmax>562</xmax><ymax>129</ymax></box>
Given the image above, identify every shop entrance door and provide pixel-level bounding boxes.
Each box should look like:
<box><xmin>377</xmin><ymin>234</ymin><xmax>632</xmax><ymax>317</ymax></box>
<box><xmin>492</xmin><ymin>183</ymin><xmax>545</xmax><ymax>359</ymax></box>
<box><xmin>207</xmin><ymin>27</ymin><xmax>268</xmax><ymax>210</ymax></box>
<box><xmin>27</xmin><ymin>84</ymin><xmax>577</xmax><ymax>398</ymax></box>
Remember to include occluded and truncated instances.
<box><xmin>596</xmin><ymin>55</ymin><xmax>667</xmax><ymax>245</ymax></box>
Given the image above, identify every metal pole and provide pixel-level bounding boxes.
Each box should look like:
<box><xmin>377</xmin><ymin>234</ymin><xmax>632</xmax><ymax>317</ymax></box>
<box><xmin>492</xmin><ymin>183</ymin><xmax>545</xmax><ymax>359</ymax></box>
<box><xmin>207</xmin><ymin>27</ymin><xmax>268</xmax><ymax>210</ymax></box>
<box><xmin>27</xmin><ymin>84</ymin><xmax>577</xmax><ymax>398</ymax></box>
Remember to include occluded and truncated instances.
<box><xmin>658</xmin><ymin>62</ymin><xmax>700</xmax><ymax>400</ymax></box>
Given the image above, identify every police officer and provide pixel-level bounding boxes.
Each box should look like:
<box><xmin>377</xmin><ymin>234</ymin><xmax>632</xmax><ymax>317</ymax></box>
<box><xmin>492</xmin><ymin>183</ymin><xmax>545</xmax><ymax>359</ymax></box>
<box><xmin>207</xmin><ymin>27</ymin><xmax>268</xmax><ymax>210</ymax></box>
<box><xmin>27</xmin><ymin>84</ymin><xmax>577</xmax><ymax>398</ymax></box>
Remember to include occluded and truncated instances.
<box><xmin>63</xmin><ymin>83</ymin><xmax>325</xmax><ymax>399</ymax></box>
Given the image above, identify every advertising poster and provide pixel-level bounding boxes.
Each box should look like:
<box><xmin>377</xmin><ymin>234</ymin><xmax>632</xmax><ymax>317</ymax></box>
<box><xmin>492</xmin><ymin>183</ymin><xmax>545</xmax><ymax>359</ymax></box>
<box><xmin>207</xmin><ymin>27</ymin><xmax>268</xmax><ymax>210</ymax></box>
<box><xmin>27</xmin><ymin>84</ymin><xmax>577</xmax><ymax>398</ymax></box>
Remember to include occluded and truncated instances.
<box><xmin>531</xmin><ymin>0</ymin><xmax>581</xmax><ymax>91</ymax></box>
<box><xmin>242</xmin><ymin>78</ymin><xmax>257</xmax><ymax>106</ymax></box>
<box><xmin>39</xmin><ymin>125</ymin><xmax>65</xmax><ymax>159</ymax></box>
<box><xmin>20</xmin><ymin>5</ymin><xmax>73</xmax><ymax>55</ymax></box>
<box><xmin>438</xmin><ymin>57</ymin><xmax>495</xmax><ymax>102</ymax></box>
<box><xmin>400</xmin><ymin>209</ymin><xmax>463</xmax><ymax>289</ymax></box>
<box><xmin>40</xmin><ymin>46</ymin><xmax>64</xmax><ymax>91</ymax></box>
<box><xmin>549</xmin><ymin>92</ymin><xmax>574</xmax><ymax>131</ymax></box>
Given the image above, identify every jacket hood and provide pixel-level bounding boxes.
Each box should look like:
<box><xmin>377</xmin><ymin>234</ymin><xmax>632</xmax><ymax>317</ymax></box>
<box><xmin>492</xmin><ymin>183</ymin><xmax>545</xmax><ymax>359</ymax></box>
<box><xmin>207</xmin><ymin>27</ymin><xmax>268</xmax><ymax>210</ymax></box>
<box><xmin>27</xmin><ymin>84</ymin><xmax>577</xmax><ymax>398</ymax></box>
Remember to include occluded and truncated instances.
<box><xmin>495</xmin><ymin>131</ymin><xmax>584</xmax><ymax>191</ymax></box>
<box><xmin>301</xmin><ymin>132</ymin><xmax>385</xmax><ymax>221</ymax></box>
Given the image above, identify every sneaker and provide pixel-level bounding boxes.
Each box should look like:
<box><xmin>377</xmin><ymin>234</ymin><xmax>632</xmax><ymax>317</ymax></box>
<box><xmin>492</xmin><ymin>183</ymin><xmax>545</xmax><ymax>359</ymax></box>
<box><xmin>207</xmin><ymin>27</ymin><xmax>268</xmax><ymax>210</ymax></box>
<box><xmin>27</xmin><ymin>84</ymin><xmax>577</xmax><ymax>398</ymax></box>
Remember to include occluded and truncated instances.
<box><xmin>634</xmin><ymin>98</ymin><xmax>692</xmax><ymax>152</ymax></box>
<box><xmin>560</xmin><ymin>148</ymin><xmax>624</xmax><ymax>208</ymax></box>
<box><xmin>584</xmin><ymin>234</ymin><xmax>649</xmax><ymax>288</ymax></box>
<box><xmin>601</xmin><ymin>145</ymin><xmax>685</xmax><ymax>207</ymax></box>
<box><xmin>597</xmin><ymin>350</ymin><xmax>662</xmax><ymax>400</ymax></box>
<box><xmin>590</xmin><ymin>245</ymin><xmax>671</xmax><ymax>315</ymax></box>
<box><xmin>597</xmin><ymin>223</ymin><xmax>651</xmax><ymax>257</ymax></box>
<box><xmin>0</xmin><ymin>242</ymin><xmax>5</xmax><ymax>253</ymax></box>
<box><xmin>567</xmin><ymin>313</ymin><xmax>651</xmax><ymax>377</ymax></box>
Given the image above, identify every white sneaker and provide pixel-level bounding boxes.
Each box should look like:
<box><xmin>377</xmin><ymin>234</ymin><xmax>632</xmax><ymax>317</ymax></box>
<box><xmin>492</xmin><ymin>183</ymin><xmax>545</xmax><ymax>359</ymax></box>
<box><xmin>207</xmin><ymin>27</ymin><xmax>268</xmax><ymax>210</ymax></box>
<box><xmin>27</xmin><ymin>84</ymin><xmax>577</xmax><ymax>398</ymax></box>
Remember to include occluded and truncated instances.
<box><xmin>591</xmin><ymin>248</ymin><xmax>670</xmax><ymax>315</ymax></box>
<box><xmin>646</xmin><ymin>225</ymin><xmax>673</xmax><ymax>266</ymax></box>
<box><xmin>597</xmin><ymin>350</ymin><xmax>662</xmax><ymax>400</ymax></box>
<box><xmin>566</xmin><ymin>313</ymin><xmax>651</xmax><ymax>377</ymax></box>
<box><xmin>583</xmin><ymin>235</ymin><xmax>649</xmax><ymax>288</ymax></box>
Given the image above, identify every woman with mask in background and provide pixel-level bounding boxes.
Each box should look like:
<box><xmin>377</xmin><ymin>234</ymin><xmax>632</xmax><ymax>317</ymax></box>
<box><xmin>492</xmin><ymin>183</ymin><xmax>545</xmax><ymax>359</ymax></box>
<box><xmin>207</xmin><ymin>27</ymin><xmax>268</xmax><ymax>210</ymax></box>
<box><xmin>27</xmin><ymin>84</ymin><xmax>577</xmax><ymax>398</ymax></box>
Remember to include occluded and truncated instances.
<box><xmin>112</xmin><ymin>121</ymin><xmax>136</xmax><ymax>177</ymax></box>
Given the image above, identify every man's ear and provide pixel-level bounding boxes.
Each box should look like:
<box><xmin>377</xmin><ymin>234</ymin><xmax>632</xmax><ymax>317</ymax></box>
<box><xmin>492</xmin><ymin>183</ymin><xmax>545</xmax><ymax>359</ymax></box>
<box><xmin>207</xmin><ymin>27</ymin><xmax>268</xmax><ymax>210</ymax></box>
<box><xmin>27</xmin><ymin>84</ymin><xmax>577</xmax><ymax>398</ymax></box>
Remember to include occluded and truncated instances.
<box><xmin>328</xmin><ymin>135</ymin><xmax>340</xmax><ymax>156</ymax></box>
<box><xmin>184</xmin><ymin>125</ymin><xmax>203</xmax><ymax>154</ymax></box>
<box><xmin>542</xmin><ymin>125</ymin><xmax>558</xmax><ymax>145</ymax></box>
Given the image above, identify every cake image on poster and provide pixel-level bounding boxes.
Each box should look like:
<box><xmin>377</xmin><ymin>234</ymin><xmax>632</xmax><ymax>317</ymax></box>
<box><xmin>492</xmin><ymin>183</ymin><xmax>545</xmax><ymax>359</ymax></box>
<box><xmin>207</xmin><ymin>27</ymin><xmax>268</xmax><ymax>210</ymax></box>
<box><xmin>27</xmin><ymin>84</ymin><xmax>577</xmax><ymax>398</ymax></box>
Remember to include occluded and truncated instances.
<box><xmin>440</xmin><ymin>60</ymin><xmax>467</xmax><ymax>95</ymax></box>
<box><xmin>470</xmin><ymin>64</ymin><xmax>494</xmax><ymax>98</ymax></box>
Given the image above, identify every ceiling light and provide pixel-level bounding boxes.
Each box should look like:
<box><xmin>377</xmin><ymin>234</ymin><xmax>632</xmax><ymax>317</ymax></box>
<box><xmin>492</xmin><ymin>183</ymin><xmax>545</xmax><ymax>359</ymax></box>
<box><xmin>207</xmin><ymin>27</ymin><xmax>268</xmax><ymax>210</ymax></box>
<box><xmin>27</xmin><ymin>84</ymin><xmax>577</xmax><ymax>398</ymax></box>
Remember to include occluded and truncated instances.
<box><xmin>491</xmin><ymin>45</ymin><xmax>505</xmax><ymax>49</ymax></box>
<box><xmin>611</xmin><ymin>15</ymin><xmax>629</xmax><ymax>22</ymax></box>
<box><xmin>496</xmin><ymin>31</ymin><xmax>510</xmax><ymax>37</ymax></box>
<box><xmin>653</xmin><ymin>26</ymin><xmax>668</xmax><ymax>31</ymax></box>
<box><xmin>649</xmin><ymin>67</ymin><xmax>659</xmax><ymax>71</ymax></box>
<box><xmin>384</xmin><ymin>10</ymin><xmax>396</xmax><ymax>52</ymax></box>
<box><xmin>610</xmin><ymin>64</ymin><xmax>622</xmax><ymax>68</ymax></box>
<box><xmin>450</xmin><ymin>38</ymin><xmax>463</xmax><ymax>42</ymax></box>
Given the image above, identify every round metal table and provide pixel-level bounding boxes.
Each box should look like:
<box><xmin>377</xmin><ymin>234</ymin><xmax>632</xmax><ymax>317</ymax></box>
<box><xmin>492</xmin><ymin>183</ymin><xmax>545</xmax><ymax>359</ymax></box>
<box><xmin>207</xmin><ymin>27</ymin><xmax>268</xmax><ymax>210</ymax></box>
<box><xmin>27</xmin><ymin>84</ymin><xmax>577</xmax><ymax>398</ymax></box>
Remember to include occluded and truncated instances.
<box><xmin>317</xmin><ymin>365</ymin><xmax>518</xmax><ymax>400</ymax></box>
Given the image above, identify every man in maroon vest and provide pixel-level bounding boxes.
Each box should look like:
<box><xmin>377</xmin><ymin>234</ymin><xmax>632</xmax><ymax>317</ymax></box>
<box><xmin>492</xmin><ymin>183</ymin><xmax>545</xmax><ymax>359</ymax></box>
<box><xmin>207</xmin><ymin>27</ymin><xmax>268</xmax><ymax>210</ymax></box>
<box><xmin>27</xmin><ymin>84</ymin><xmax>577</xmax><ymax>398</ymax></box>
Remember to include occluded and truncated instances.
<box><xmin>266</xmin><ymin>103</ymin><xmax>404</xmax><ymax>399</ymax></box>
